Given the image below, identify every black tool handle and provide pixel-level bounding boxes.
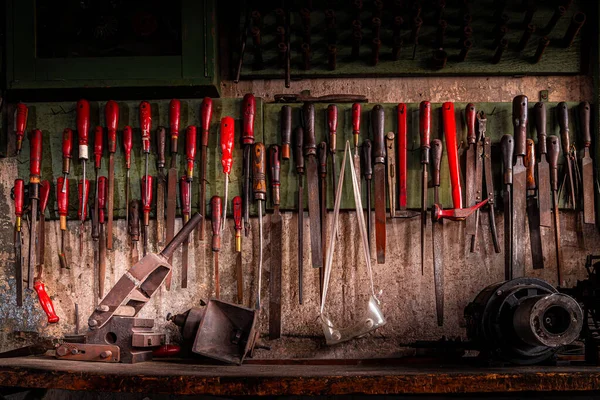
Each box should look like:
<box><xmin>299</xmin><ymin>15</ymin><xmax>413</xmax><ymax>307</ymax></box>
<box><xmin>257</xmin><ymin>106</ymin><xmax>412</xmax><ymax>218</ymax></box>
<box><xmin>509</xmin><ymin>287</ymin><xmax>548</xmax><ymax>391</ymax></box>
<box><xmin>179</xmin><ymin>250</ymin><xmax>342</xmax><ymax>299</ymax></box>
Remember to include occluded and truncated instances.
<box><xmin>534</xmin><ymin>102</ymin><xmax>547</xmax><ymax>155</ymax></box>
<box><xmin>501</xmin><ymin>134</ymin><xmax>514</xmax><ymax>185</ymax></box>
<box><xmin>362</xmin><ymin>139</ymin><xmax>373</xmax><ymax>180</ymax></box>
<box><xmin>294</xmin><ymin>126</ymin><xmax>305</xmax><ymax>175</ymax></box>
<box><xmin>557</xmin><ymin>102</ymin><xmax>570</xmax><ymax>154</ymax></box>
<box><xmin>431</xmin><ymin>139</ymin><xmax>443</xmax><ymax>188</ymax></box>
<box><xmin>512</xmin><ymin>95</ymin><xmax>528</xmax><ymax>157</ymax></box>
<box><xmin>579</xmin><ymin>101</ymin><xmax>591</xmax><ymax>148</ymax></box>
<box><xmin>281</xmin><ymin>106</ymin><xmax>292</xmax><ymax>159</ymax></box>
<box><xmin>547</xmin><ymin>135</ymin><xmax>560</xmax><ymax>190</ymax></box>
<box><xmin>318</xmin><ymin>142</ymin><xmax>327</xmax><ymax>178</ymax></box>
<box><xmin>302</xmin><ymin>103</ymin><xmax>316</xmax><ymax>156</ymax></box>
<box><xmin>371</xmin><ymin>105</ymin><xmax>385</xmax><ymax>164</ymax></box>
<box><xmin>161</xmin><ymin>213</ymin><xmax>203</xmax><ymax>259</ymax></box>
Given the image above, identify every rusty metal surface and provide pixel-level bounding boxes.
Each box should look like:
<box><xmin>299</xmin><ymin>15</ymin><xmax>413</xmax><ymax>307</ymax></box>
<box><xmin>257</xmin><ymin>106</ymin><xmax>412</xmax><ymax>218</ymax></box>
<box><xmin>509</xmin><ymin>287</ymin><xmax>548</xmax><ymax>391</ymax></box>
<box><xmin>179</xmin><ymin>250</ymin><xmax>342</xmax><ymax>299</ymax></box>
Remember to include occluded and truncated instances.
<box><xmin>55</xmin><ymin>343</ymin><xmax>120</xmax><ymax>362</ymax></box>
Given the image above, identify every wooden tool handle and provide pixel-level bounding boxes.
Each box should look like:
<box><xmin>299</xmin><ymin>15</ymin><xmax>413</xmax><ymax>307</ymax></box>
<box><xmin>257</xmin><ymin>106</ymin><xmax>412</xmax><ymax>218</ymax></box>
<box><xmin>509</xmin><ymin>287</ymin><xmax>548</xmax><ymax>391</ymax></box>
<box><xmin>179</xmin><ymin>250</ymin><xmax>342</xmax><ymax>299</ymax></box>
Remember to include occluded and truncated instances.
<box><xmin>57</xmin><ymin>177</ymin><xmax>68</xmax><ymax>230</ymax></box>
<box><xmin>29</xmin><ymin>129</ymin><xmax>43</xmax><ymax>184</ymax></box>
<box><xmin>465</xmin><ymin>103</ymin><xmax>476</xmax><ymax>144</ymax></box>
<box><xmin>525</xmin><ymin>139</ymin><xmax>536</xmax><ymax>190</ymax></box>
<box><xmin>14</xmin><ymin>103</ymin><xmax>28</xmax><ymax>153</ymax></box>
<box><xmin>269</xmin><ymin>145</ymin><xmax>281</xmax><ymax>206</ymax></box>
<box><xmin>281</xmin><ymin>106</ymin><xmax>292</xmax><ymax>159</ymax></box>
<box><xmin>352</xmin><ymin>103</ymin><xmax>361</xmax><ymax>148</ymax></box>
<box><xmin>105</xmin><ymin>100</ymin><xmax>119</xmax><ymax>153</ymax></box>
<box><xmin>139</xmin><ymin>101</ymin><xmax>152</xmax><ymax>154</ymax></box>
<box><xmin>557</xmin><ymin>102</ymin><xmax>570</xmax><ymax>154</ymax></box>
<box><xmin>547</xmin><ymin>135</ymin><xmax>560</xmax><ymax>190</ymax></box>
<box><xmin>34</xmin><ymin>281</ymin><xmax>59</xmax><ymax>324</ymax></box>
<box><xmin>318</xmin><ymin>142</ymin><xmax>327</xmax><ymax>179</ymax></box>
<box><xmin>512</xmin><ymin>95</ymin><xmax>528</xmax><ymax>157</ymax></box>
<box><xmin>302</xmin><ymin>103</ymin><xmax>316</xmax><ymax>156</ymax></box>
<box><xmin>327</xmin><ymin>104</ymin><xmax>338</xmax><ymax>153</ymax></box>
<box><xmin>294</xmin><ymin>126</ymin><xmax>305</xmax><ymax>174</ymax></box>
<box><xmin>201</xmin><ymin>97</ymin><xmax>213</xmax><ymax>147</ymax></box>
<box><xmin>161</xmin><ymin>213</ymin><xmax>203</xmax><ymax>259</ymax></box>
<box><xmin>220</xmin><ymin>117</ymin><xmax>234</xmax><ymax>175</ymax></box>
<box><xmin>128</xmin><ymin>200</ymin><xmax>140</xmax><ymax>241</ymax></box>
<box><xmin>94</xmin><ymin>126</ymin><xmax>103</xmax><ymax>169</ymax></box>
<box><xmin>78</xmin><ymin>179</ymin><xmax>90</xmax><ymax>220</ymax></box>
<box><xmin>76</xmin><ymin>99</ymin><xmax>90</xmax><ymax>149</ymax></box>
<box><xmin>431</xmin><ymin>139</ymin><xmax>443</xmax><ymax>188</ymax></box>
<box><xmin>501</xmin><ymin>134</ymin><xmax>514</xmax><ymax>185</ymax></box>
<box><xmin>123</xmin><ymin>126</ymin><xmax>133</xmax><ymax>169</ymax></box>
<box><xmin>442</xmin><ymin>102</ymin><xmax>462</xmax><ymax>209</ymax></box>
<box><xmin>186</xmin><ymin>126</ymin><xmax>197</xmax><ymax>180</ymax></box>
<box><xmin>98</xmin><ymin>176</ymin><xmax>107</xmax><ymax>223</ymax></box>
<box><xmin>156</xmin><ymin>127</ymin><xmax>166</xmax><ymax>169</ymax></box>
<box><xmin>253</xmin><ymin>142</ymin><xmax>267</xmax><ymax>201</ymax></box>
<box><xmin>371</xmin><ymin>105</ymin><xmax>385</xmax><ymax>164</ymax></box>
<box><xmin>180</xmin><ymin>176</ymin><xmax>191</xmax><ymax>217</ymax></box>
<box><xmin>534</xmin><ymin>102</ymin><xmax>547</xmax><ymax>155</ymax></box>
<box><xmin>210</xmin><ymin>196</ymin><xmax>222</xmax><ymax>251</ymax></box>
<box><xmin>243</xmin><ymin>94</ymin><xmax>256</xmax><ymax>145</ymax></box>
<box><xmin>579</xmin><ymin>101</ymin><xmax>591</xmax><ymax>148</ymax></box>
<box><xmin>62</xmin><ymin>128</ymin><xmax>73</xmax><ymax>174</ymax></box>
<box><xmin>362</xmin><ymin>139</ymin><xmax>373</xmax><ymax>179</ymax></box>
<box><xmin>169</xmin><ymin>99</ymin><xmax>181</xmax><ymax>153</ymax></box>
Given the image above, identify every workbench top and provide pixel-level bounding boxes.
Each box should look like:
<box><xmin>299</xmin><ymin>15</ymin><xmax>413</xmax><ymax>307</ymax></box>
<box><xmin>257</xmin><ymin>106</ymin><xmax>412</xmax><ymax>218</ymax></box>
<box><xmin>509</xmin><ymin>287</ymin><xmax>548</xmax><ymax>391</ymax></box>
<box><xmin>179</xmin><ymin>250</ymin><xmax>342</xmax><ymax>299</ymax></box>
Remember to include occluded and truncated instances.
<box><xmin>1</xmin><ymin>357</ymin><xmax>600</xmax><ymax>395</ymax></box>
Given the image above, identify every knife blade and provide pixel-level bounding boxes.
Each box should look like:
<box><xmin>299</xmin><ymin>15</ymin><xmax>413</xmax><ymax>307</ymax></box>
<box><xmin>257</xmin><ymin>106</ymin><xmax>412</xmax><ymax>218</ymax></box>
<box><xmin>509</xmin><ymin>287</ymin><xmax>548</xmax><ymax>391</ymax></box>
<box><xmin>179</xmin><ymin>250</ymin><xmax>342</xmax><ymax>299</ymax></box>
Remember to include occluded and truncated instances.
<box><xmin>579</xmin><ymin>101</ymin><xmax>595</xmax><ymax>224</ymax></box>
<box><xmin>535</xmin><ymin>102</ymin><xmax>552</xmax><ymax>228</ymax></box>
<box><xmin>512</xmin><ymin>95</ymin><xmax>528</xmax><ymax>279</ymax></box>
<box><xmin>372</xmin><ymin>105</ymin><xmax>386</xmax><ymax>264</ymax></box>
<box><xmin>525</xmin><ymin>139</ymin><xmax>544</xmax><ymax>269</ymax></box>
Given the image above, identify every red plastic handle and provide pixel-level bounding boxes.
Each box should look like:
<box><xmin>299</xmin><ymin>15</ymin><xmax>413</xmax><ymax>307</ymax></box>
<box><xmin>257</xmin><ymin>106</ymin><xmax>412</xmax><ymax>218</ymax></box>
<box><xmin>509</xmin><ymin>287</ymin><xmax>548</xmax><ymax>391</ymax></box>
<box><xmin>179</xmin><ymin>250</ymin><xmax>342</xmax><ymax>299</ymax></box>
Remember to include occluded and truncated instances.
<box><xmin>397</xmin><ymin>103</ymin><xmax>408</xmax><ymax>209</ymax></box>
<box><xmin>152</xmin><ymin>344</ymin><xmax>181</xmax><ymax>358</ymax></box>
<box><xmin>94</xmin><ymin>126</ymin><xmax>103</xmax><ymax>169</ymax></box>
<box><xmin>105</xmin><ymin>100</ymin><xmax>119</xmax><ymax>153</ymax></box>
<box><xmin>29</xmin><ymin>129</ymin><xmax>43</xmax><ymax>183</ymax></box>
<box><xmin>220</xmin><ymin>117</ymin><xmax>234</xmax><ymax>175</ymax></box>
<box><xmin>201</xmin><ymin>97</ymin><xmax>213</xmax><ymax>147</ymax></box>
<box><xmin>15</xmin><ymin>103</ymin><xmax>28</xmax><ymax>152</ymax></box>
<box><xmin>185</xmin><ymin>126</ymin><xmax>197</xmax><ymax>181</ymax></box>
<box><xmin>57</xmin><ymin>177</ymin><xmax>69</xmax><ymax>216</ymax></box>
<box><xmin>169</xmin><ymin>99</ymin><xmax>181</xmax><ymax>138</ymax></box>
<box><xmin>233</xmin><ymin>195</ymin><xmax>242</xmax><ymax>230</ymax></box>
<box><xmin>180</xmin><ymin>176</ymin><xmax>191</xmax><ymax>216</ymax></box>
<box><xmin>62</xmin><ymin>128</ymin><xmax>73</xmax><ymax>159</ymax></box>
<box><xmin>465</xmin><ymin>103</ymin><xmax>476</xmax><ymax>144</ymax></box>
<box><xmin>98</xmin><ymin>176</ymin><xmax>107</xmax><ymax>224</ymax></box>
<box><xmin>78</xmin><ymin>179</ymin><xmax>90</xmax><ymax>220</ymax></box>
<box><xmin>77</xmin><ymin>99</ymin><xmax>90</xmax><ymax>149</ymax></box>
<box><xmin>139</xmin><ymin>101</ymin><xmax>152</xmax><ymax>154</ymax></box>
<box><xmin>123</xmin><ymin>126</ymin><xmax>133</xmax><ymax>169</ymax></box>
<box><xmin>419</xmin><ymin>101</ymin><xmax>431</xmax><ymax>148</ymax></box>
<box><xmin>14</xmin><ymin>179</ymin><xmax>24</xmax><ymax>217</ymax></box>
<box><xmin>352</xmin><ymin>103</ymin><xmax>361</xmax><ymax>134</ymax></box>
<box><xmin>242</xmin><ymin>94</ymin><xmax>256</xmax><ymax>145</ymax></box>
<box><xmin>328</xmin><ymin>104</ymin><xmax>338</xmax><ymax>134</ymax></box>
<box><xmin>141</xmin><ymin>175</ymin><xmax>154</xmax><ymax>214</ymax></box>
<box><xmin>442</xmin><ymin>102</ymin><xmax>462</xmax><ymax>209</ymax></box>
<box><xmin>39</xmin><ymin>180</ymin><xmax>51</xmax><ymax>213</ymax></box>
<box><xmin>34</xmin><ymin>280</ymin><xmax>59</xmax><ymax>324</ymax></box>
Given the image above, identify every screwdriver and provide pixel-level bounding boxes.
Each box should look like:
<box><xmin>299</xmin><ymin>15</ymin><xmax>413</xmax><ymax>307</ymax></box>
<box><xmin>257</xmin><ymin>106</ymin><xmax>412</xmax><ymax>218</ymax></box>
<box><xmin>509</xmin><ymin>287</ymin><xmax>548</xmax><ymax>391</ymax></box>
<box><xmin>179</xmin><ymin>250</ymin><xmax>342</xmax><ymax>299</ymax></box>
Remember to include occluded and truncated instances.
<box><xmin>180</xmin><ymin>176</ymin><xmax>191</xmax><ymax>289</ymax></box>
<box><xmin>185</xmin><ymin>125</ymin><xmax>197</xmax><ymax>237</ymax></box>
<box><xmin>199</xmin><ymin>98</ymin><xmax>213</xmax><ymax>239</ymax></box>
<box><xmin>76</xmin><ymin>99</ymin><xmax>90</xmax><ymax>256</ymax></box>
<box><xmin>220</xmin><ymin>117</ymin><xmax>234</xmax><ymax>231</ymax></box>
<box><xmin>327</xmin><ymin>104</ymin><xmax>338</xmax><ymax>205</ymax></box>
<box><xmin>97</xmin><ymin>176</ymin><xmax>107</xmax><ymax>298</ymax></box>
<box><xmin>105</xmin><ymin>100</ymin><xmax>119</xmax><ymax>250</ymax></box>
<box><xmin>61</xmin><ymin>128</ymin><xmax>73</xmax><ymax>193</ymax></box>
<box><xmin>233</xmin><ymin>195</ymin><xmax>243</xmax><ymax>303</ymax></box>
<box><xmin>77</xmin><ymin>179</ymin><xmax>90</xmax><ymax>257</ymax></box>
<box><xmin>14</xmin><ymin>103</ymin><xmax>28</xmax><ymax>154</ymax></box>
<box><xmin>128</xmin><ymin>200</ymin><xmax>141</xmax><ymax>262</ymax></box>
<box><xmin>253</xmin><ymin>142</ymin><xmax>267</xmax><ymax>310</ymax></box>
<box><xmin>92</xmin><ymin>126</ymin><xmax>103</xmax><ymax>244</ymax></box>
<box><xmin>57</xmin><ymin>177</ymin><xmax>70</xmax><ymax>270</ymax></box>
<box><xmin>13</xmin><ymin>178</ymin><xmax>24</xmax><ymax>305</ymax></box>
<box><xmin>211</xmin><ymin>195</ymin><xmax>222</xmax><ymax>299</ymax></box>
<box><xmin>140</xmin><ymin>101</ymin><xmax>152</xmax><ymax>232</ymax></box>
<box><xmin>27</xmin><ymin>128</ymin><xmax>43</xmax><ymax>290</ymax></box>
<box><xmin>242</xmin><ymin>94</ymin><xmax>256</xmax><ymax>237</ymax></box>
<box><xmin>141</xmin><ymin>176</ymin><xmax>154</xmax><ymax>256</ymax></box>
<box><xmin>123</xmin><ymin>126</ymin><xmax>133</xmax><ymax>229</ymax></box>
<box><xmin>293</xmin><ymin>126</ymin><xmax>305</xmax><ymax>304</ymax></box>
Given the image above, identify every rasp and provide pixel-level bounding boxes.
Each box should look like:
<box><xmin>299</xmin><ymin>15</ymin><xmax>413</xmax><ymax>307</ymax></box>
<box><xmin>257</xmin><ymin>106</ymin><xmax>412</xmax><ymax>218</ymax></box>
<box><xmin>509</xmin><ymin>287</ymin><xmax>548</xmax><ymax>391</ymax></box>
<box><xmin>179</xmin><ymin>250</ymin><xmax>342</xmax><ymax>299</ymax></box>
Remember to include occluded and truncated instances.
<box><xmin>13</xmin><ymin>179</ymin><xmax>24</xmax><ymax>305</ymax></box>
<box><xmin>269</xmin><ymin>145</ymin><xmax>282</xmax><ymax>340</ymax></box>
<box><xmin>534</xmin><ymin>102</ymin><xmax>552</xmax><ymax>228</ymax></box>
<box><xmin>294</xmin><ymin>126</ymin><xmax>305</xmax><ymax>304</ymax></box>
<box><xmin>97</xmin><ymin>176</ymin><xmax>107</xmax><ymax>298</ymax></box>
<box><xmin>243</xmin><ymin>94</ymin><xmax>256</xmax><ymax>237</ymax></box>
<box><xmin>14</xmin><ymin>103</ymin><xmax>28</xmax><ymax>154</ymax></box>
<box><xmin>27</xmin><ymin>129</ymin><xmax>42</xmax><ymax>290</ymax></box>
<box><xmin>166</xmin><ymin>100</ymin><xmax>181</xmax><ymax>257</ymax></box>
<box><xmin>512</xmin><ymin>95</ymin><xmax>528</xmax><ymax>279</ymax></box>
<box><xmin>557</xmin><ymin>102</ymin><xmax>576</xmax><ymax>209</ymax></box>
<box><xmin>180</xmin><ymin>176</ymin><xmax>191</xmax><ymax>289</ymax></box>
<box><xmin>156</xmin><ymin>127</ymin><xmax>166</xmax><ymax>247</ymax></box>
<box><xmin>327</xmin><ymin>105</ymin><xmax>338</xmax><ymax>206</ymax></box>
<box><xmin>386</xmin><ymin>131</ymin><xmax>396</xmax><ymax>218</ymax></box>
<box><xmin>525</xmin><ymin>139</ymin><xmax>544</xmax><ymax>269</ymax></box>
<box><xmin>123</xmin><ymin>126</ymin><xmax>132</xmax><ymax>231</ymax></box>
<box><xmin>199</xmin><ymin>97</ymin><xmax>213</xmax><ymax>239</ymax></box>
<box><xmin>352</xmin><ymin>103</ymin><xmax>362</xmax><ymax>179</ymax></box>
<box><xmin>318</xmin><ymin>142</ymin><xmax>328</xmax><ymax>294</ymax></box>
<box><xmin>362</xmin><ymin>139</ymin><xmax>373</xmax><ymax>253</ymax></box>
<box><xmin>431</xmin><ymin>139</ymin><xmax>444</xmax><ymax>326</ymax></box>
<box><xmin>420</xmin><ymin>101</ymin><xmax>431</xmax><ymax>275</ymax></box>
<box><xmin>501</xmin><ymin>134</ymin><xmax>514</xmax><ymax>280</ymax></box>
<box><xmin>302</xmin><ymin>103</ymin><xmax>323</xmax><ymax>269</ymax></box>
<box><xmin>76</xmin><ymin>100</ymin><xmax>90</xmax><ymax>258</ymax></box>
<box><xmin>548</xmin><ymin>135</ymin><xmax>564</xmax><ymax>286</ymax></box>
<box><xmin>478</xmin><ymin>112</ymin><xmax>500</xmax><ymax>253</ymax></box>
<box><xmin>394</xmin><ymin>103</ymin><xmax>419</xmax><ymax>219</ymax></box>
<box><xmin>233</xmin><ymin>196</ymin><xmax>243</xmax><ymax>304</ymax></box>
<box><xmin>211</xmin><ymin>196</ymin><xmax>222</xmax><ymax>299</ymax></box>
<box><xmin>464</xmin><ymin>103</ymin><xmax>480</xmax><ymax>245</ymax></box>
<box><xmin>105</xmin><ymin>100</ymin><xmax>119</xmax><ymax>250</ymax></box>
<box><xmin>372</xmin><ymin>105</ymin><xmax>386</xmax><ymax>264</ymax></box>
<box><xmin>253</xmin><ymin>142</ymin><xmax>267</xmax><ymax>309</ymax></box>
<box><xmin>579</xmin><ymin>101</ymin><xmax>595</xmax><ymax>224</ymax></box>
<box><xmin>57</xmin><ymin>177</ymin><xmax>70</xmax><ymax>270</ymax></box>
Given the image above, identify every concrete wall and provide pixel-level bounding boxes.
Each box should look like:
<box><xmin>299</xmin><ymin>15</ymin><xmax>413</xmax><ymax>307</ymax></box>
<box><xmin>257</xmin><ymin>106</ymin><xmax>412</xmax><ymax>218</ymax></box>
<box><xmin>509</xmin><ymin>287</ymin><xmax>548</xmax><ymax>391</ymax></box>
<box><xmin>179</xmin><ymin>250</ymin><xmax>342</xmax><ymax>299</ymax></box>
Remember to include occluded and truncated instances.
<box><xmin>1</xmin><ymin>75</ymin><xmax>597</xmax><ymax>358</ymax></box>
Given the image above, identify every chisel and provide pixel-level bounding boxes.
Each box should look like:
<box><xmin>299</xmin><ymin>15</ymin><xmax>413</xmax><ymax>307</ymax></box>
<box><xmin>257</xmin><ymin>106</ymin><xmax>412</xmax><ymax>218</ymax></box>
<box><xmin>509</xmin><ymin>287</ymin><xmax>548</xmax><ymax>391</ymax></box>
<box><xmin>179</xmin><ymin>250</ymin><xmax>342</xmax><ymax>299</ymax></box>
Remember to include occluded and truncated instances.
<box><xmin>139</xmin><ymin>101</ymin><xmax>152</xmax><ymax>254</ymax></box>
<box><xmin>293</xmin><ymin>126</ymin><xmax>305</xmax><ymax>304</ymax></box>
<box><xmin>61</xmin><ymin>128</ymin><xmax>73</xmax><ymax>193</ymax></box>
<box><xmin>557</xmin><ymin>102</ymin><xmax>576</xmax><ymax>209</ymax></box>
<box><xmin>525</xmin><ymin>139</ymin><xmax>544</xmax><ymax>269</ymax></box>
<box><xmin>372</xmin><ymin>105</ymin><xmax>386</xmax><ymax>264</ymax></box>
<box><xmin>92</xmin><ymin>126</ymin><xmax>103</xmax><ymax>248</ymax></box>
<box><xmin>579</xmin><ymin>101</ymin><xmax>595</xmax><ymax>224</ymax></box>
<box><xmin>27</xmin><ymin>128</ymin><xmax>43</xmax><ymax>290</ymax></box>
<box><xmin>13</xmin><ymin>179</ymin><xmax>24</xmax><ymax>305</ymax></box>
<box><xmin>253</xmin><ymin>142</ymin><xmax>267</xmax><ymax>309</ymax></box>
<box><xmin>97</xmin><ymin>176</ymin><xmax>107</xmax><ymax>298</ymax></box>
<box><xmin>352</xmin><ymin>103</ymin><xmax>362</xmax><ymax>178</ymax></box>
<box><xmin>57</xmin><ymin>177</ymin><xmax>70</xmax><ymax>270</ymax></box>
<box><xmin>77</xmin><ymin>179</ymin><xmax>90</xmax><ymax>262</ymax></box>
<box><xmin>362</xmin><ymin>139</ymin><xmax>373</xmax><ymax>252</ymax></box>
<box><xmin>220</xmin><ymin>118</ymin><xmax>234</xmax><ymax>231</ymax></box>
<box><xmin>233</xmin><ymin>196</ymin><xmax>244</xmax><ymax>303</ymax></box>
<box><xmin>281</xmin><ymin>106</ymin><xmax>292</xmax><ymax>160</ymax></box>
<box><xmin>431</xmin><ymin>139</ymin><xmax>444</xmax><ymax>326</ymax></box>
<box><xmin>128</xmin><ymin>200</ymin><xmax>141</xmax><ymax>262</ymax></box>
<box><xmin>420</xmin><ymin>101</ymin><xmax>431</xmax><ymax>274</ymax></box>
<box><xmin>141</xmin><ymin>176</ymin><xmax>153</xmax><ymax>257</ymax></box>
<box><xmin>180</xmin><ymin>176</ymin><xmax>191</xmax><ymax>289</ymax></box>
<box><xmin>123</xmin><ymin>126</ymin><xmax>133</xmax><ymax>230</ymax></box>
<box><xmin>464</xmin><ymin>103</ymin><xmax>480</xmax><ymax>247</ymax></box>
<box><xmin>105</xmin><ymin>100</ymin><xmax>119</xmax><ymax>250</ymax></box>
<box><xmin>327</xmin><ymin>104</ymin><xmax>338</xmax><ymax>205</ymax></box>
<box><xmin>318</xmin><ymin>141</ymin><xmax>328</xmax><ymax>293</ymax></box>
<box><xmin>302</xmin><ymin>103</ymin><xmax>323</xmax><ymax>269</ymax></box>
<box><xmin>548</xmin><ymin>135</ymin><xmax>564</xmax><ymax>286</ymax></box>
<box><xmin>501</xmin><ymin>134</ymin><xmax>514</xmax><ymax>280</ymax></box>
<box><xmin>166</xmin><ymin>100</ymin><xmax>180</xmax><ymax>261</ymax></box>
<box><xmin>534</xmin><ymin>102</ymin><xmax>552</xmax><ymax>228</ymax></box>
<box><xmin>211</xmin><ymin>196</ymin><xmax>222</xmax><ymax>299</ymax></box>
<box><xmin>156</xmin><ymin>127</ymin><xmax>167</xmax><ymax>247</ymax></box>
<box><xmin>269</xmin><ymin>144</ymin><xmax>283</xmax><ymax>339</ymax></box>
<box><xmin>512</xmin><ymin>95</ymin><xmax>528</xmax><ymax>278</ymax></box>
<box><xmin>76</xmin><ymin>100</ymin><xmax>90</xmax><ymax>257</ymax></box>
<box><xmin>199</xmin><ymin>98</ymin><xmax>213</xmax><ymax>239</ymax></box>
<box><xmin>14</xmin><ymin>103</ymin><xmax>28</xmax><ymax>155</ymax></box>
<box><xmin>243</xmin><ymin>94</ymin><xmax>256</xmax><ymax>237</ymax></box>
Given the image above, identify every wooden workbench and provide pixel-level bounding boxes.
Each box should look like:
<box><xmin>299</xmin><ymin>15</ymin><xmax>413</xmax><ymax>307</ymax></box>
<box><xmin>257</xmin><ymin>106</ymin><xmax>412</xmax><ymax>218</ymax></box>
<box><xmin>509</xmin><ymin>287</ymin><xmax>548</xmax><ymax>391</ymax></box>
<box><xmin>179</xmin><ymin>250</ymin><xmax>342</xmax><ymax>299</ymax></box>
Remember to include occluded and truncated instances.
<box><xmin>1</xmin><ymin>357</ymin><xmax>600</xmax><ymax>396</ymax></box>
